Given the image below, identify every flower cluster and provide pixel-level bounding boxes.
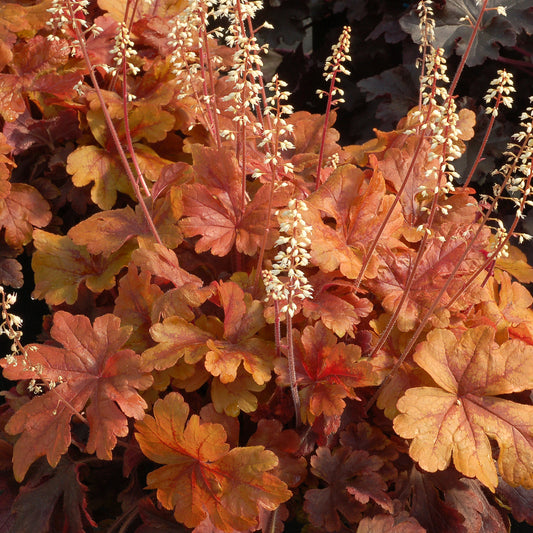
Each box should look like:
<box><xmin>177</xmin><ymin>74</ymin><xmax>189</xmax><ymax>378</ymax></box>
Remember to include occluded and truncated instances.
<box><xmin>316</xmin><ymin>26</ymin><xmax>351</xmax><ymax>104</ymax></box>
<box><xmin>263</xmin><ymin>199</ymin><xmax>313</xmax><ymax>317</ymax></box>
<box><xmin>0</xmin><ymin>286</ymin><xmax>22</xmax><ymax>368</ymax></box>
<box><xmin>46</xmin><ymin>0</ymin><xmax>102</xmax><ymax>55</ymax></box>
<box><xmin>254</xmin><ymin>74</ymin><xmax>295</xmax><ymax>175</ymax></box>
<box><xmin>484</xmin><ymin>69</ymin><xmax>515</xmax><ymax>117</ymax></box>
<box><xmin>416</xmin><ymin>0</ymin><xmax>435</xmax><ymax>53</ymax></box>
<box><xmin>218</xmin><ymin>0</ymin><xmax>269</xmax><ymax>133</ymax></box>
<box><xmin>103</xmin><ymin>22</ymin><xmax>140</xmax><ymax>84</ymax></box>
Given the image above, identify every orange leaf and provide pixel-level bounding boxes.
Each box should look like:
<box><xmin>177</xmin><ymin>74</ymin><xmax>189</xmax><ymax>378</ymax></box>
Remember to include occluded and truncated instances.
<box><xmin>394</xmin><ymin>326</ymin><xmax>533</xmax><ymax>491</ymax></box>
<box><xmin>32</xmin><ymin>229</ymin><xmax>132</xmax><ymax>305</ymax></box>
<box><xmin>276</xmin><ymin>322</ymin><xmax>377</xmax><ymax>425</ymax></box>
<box><xmin>180</xmin><ymin>146</ymin><xmax>282</xmax><ymax>256</ymax></box>
<box><xmin>474</xmin><ymin>271</ymin><xmax>533</xmax><ymax>344</ymax></box>
<box><xmin>367</xmin><ymin>225</ymin><xmax>490</xmax><ymax>331</ymax></box>
<box><xmin>204</xmin><ymin>281</ymin><xmax>274</xmax><ymax>385</ymax></box>
<box><xmin>496</xmin><ymin>244</ymin><xmax>533</xmax><ymax>284</ymax></box>
<box><xmin>68</xmin><ymin>189</ymin><xmax>183</xmax><ymax>255</ymax></box>
<box><xmin>0</xmin><ymin>183</ymin><xmax>51</xmax><ymax>248</ymax></box>
<box><xmin>1</xmin><ymin>311</ymin><xmax>153</xmax><ymax>481</ymax></box>
<box><xmin>135</xmin><ymin>392</ymin><xmax>291</xmax><ymax>531</ymax></box>
<box><xmin>302</xmin><ymin>274</ymin><xmax>372</xmax><ymax>337</ymax></box>
<box><xmin>142</xmin><ymin>315</ymin><xmax>212</xmax><ymax>372</ymax></box>
<box><xmin>307</xmin><ymin>164</ymin><xmax>404</xmax><ymax>280</ymax></box>
<box><xmin>67</xmin><ymin>145</ymin><xmax>133</xmax><ymax>210</ymax></box>
<box><xmin>114</xmin><ymin>265</ymin><xmax>163</xmax><ymax>352</ymax></box>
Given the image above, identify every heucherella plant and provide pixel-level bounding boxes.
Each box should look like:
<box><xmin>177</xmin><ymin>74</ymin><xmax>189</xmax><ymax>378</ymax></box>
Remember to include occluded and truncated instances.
<box><xmin>2</xmin><ymin>0</ymin><xmax>533</xmax><ymax>530</ymax></box>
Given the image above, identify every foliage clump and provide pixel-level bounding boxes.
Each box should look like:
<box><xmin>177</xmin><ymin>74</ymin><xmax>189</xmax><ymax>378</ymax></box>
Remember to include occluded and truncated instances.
<box><xmin>1</xmin><ymin>0</ymin><xmax>533</xmax><ymax>531</ymax></box>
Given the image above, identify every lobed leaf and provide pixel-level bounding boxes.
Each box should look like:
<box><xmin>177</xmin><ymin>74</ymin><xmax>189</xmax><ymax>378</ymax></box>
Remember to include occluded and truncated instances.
<box><xmin>32</xmin><ymin>229</ymin><xmax>132</xmax><ymax>305</ymax></box>
<box><xmin>1</xmin><ymin>311</ymin><xmax>153</xmax><ymax>481</ymax></box>
<box><xmin>276</xmin><ymin>322</ymin><xmax>378</xmax><ymax>425</ymax></box>
<box><xmin>135</xmin><ymin>392</ymin><xmax>291</xmax><ymax>531</ymax></box>
<box><xmin>67</xmin><ymin>145</ymin><xmax>133</xmax><ymax>210</ymax></box>
<box><xmin>394</xmin><ymin>326</ymin><xmax>533</xmax><ymax>491</ymax></box>
<box><xmin>304</xmin><ymin>446</ymin><xmax>391</xmax><ymax>532</ymax></box>
<box><xmin>0</xmin><ymin>183</ymin><xmax>51</xmax><ymax>249</ymax></box>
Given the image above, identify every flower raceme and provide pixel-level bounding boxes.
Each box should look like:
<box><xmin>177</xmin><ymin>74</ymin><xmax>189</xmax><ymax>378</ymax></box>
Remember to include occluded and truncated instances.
<box><xmin>263</xmin><ymin>199</ymin><xmax>313</xmax><ymax>318</ymax></box>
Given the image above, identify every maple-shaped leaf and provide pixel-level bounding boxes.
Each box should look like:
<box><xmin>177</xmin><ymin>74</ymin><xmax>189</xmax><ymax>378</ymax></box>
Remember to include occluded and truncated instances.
<box><xmin>1</xmin><ymin>311</ymin><xmax>153</xmax><ymax>481</ymax></box>
<box><xmin>275</xmin><ymin>322</ymin><xmax>377</xmax><ymax>425</ymax></box>
<box><xmin>287</xmin><ymin>111</ymin><xmax>340</xmax><ymax>181</ymax></box>
<box><xmin>340</xmin><ymin>421</ymin><xmax>400</xmax><ymax>478</ymax></box>
<box><xmin>68</xmin><ymin>205</ymin><xmax>143</xmax><ymax>256</ymax></box>
<box><xmin>357</xmin><ymin>64</ymin><xmax>419</xmax><ymax>129</ymax></box>
<box><xmin>304</xmin><ymin>446</ymin><xmax>391</xmax><ymax>532</ymax></box>
<box><xmin>394</xmin><ymin>326</ymin><xmax>533</xmax><ymax>491</ymax></box>
<box><xmin>32</xmin><ymin>229</ymin><xmax>133</xmax><ymax>305</ymax></box>
<box><xmin>307</xmin><ymin>163</ymin><xmax>404</xmax><ymax>280</ymax></box>
<box><xmin>204</xmin><ymin>281</ymin><xmax>274</xmax><ymax>386</ymax></box>
<box><xmin>66</xmin><ymin>145</ymin><xmax>133</xmax><ymax>210</ymax></box>
<box><xmin>0</xmin><ymin>35</ymin><xmax>83</xmax><ymax>121</ymax></box>
<box><xmin>3</xmin><ymin>109</ymin><xmax>80</xmax><ymax>156</ymax></box>
<box><xmin>11</xmin><ymin>456</ymin><xmax>96</xmax><ymax>533</ymax></box>
<box><xmin>145</xmin><ymin>281</ymin><xmax>273</xmax><ymax>381</ymax></box>
<box><xmin>114</xmin><ymin>265</ymin><xmax>163</xmax><ymax>352</ymax></box>
<box><xmin>369</xmin><ymin>138</ymin><xmax>438</xmax><ymax>224</ymax></box>
<box><xmin>135</xmin><ymin>392</ymin><xmax>291</xmax><ymax>531</ymax></box>
<box><xmin>151</xmin><ymin>282</ymin><xmax>214</xmax><ymax>324</ymax></box>
<box><xmin>400</xmin><ymin>0</ymin><xmax>530</xmax><ymax>66</ymax></box>
<box><xmin>181</xmin><ymin>146</ymin><xmax>284</xmax><ymax>256</ymax></box>
<box><xmin>474</xmin><ymin>271</ymin><xmax>533</xmax><ymax>344</ymax></box>
<box><xmin>366</xmin><ymin>224</ymin><xmax>490</xmax><ymax>331</ymax></box>
<box><xmin>68</xmin><ymin>187</ymin><xmax>183</xmax><ymax>255</ymax></box>
<box><xmin>248</xmin><ymin>419</ymin><xmax>307</xmax><ymax>488</ymax></box>
<box><xmin>302</xmin><ymin>274</ymin><xmax>373</xmax><ymax>337</ymax></box>
<box><xmin>141</xmin><ymin>316</ymin><xmax>213</xmax><ymax>372</ymax></box>
<box><xmin>210</xmin><ymin>369</ymin><xmax>266</xmax><ymax>417</ymax></box>
<box><xmin>0</xmin><ymin>183</ymin><xmax>51</xmax><ymax>248</ymax></box>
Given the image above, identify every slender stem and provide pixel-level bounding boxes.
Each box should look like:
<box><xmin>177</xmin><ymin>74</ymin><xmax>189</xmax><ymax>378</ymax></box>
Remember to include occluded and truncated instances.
<box><xmin>66</xmin><ymin>1</ymin><xmax>162</xmax><ymax>246</ymax></box>
<box><xmin>496</xmin><ymin>56</ymin><xmax>533</xmax><ymax>71</ymax></box>
<box><xmin>449</xmin><ymin>0</ymin><xmax>489</xmax><ymax>95</ymax></box>
<box><xmin>199</xmin><ymin>12</ymin><xmax>222</xmax><ymax>148</ymax></box>
<box><xmin>462</xmin><ymin>102</ymin><xmax>499</xmax><ymax>188</ymax></box>
<box><xmin>315</xmin><ymin>74</ymin><xmax>337</xmax><ymax>191</ymax></box>
<box><xmin>286</xmin><ymin>306</ymin><xmax>301</xmax><ymax>427</ymax></box>
<box><xmin>352</xmin><ymin>131</ymin><xmax>427</xmax><ymax>294</ymax></box>
<box><xmin>120</xmin><ymin>59</ymin><xmax>151</xmax><ymax>197</ymax></box>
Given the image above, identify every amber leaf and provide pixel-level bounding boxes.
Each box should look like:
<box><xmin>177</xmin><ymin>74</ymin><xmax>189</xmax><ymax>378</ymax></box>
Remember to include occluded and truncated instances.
<box><xmin>307</xmin><ymin>164</ymin><xmax>404</xmax><ymax>280</ymax></box>
<box><xmin>135</xmin><ymin>392</ymin><xmax>291</xmax><ymax>531</ymax></box>
<box><xmin>66</xmin><ymin>145</ymin><xmax>133</xmax><ymax>210</ymax></box>
<box><xmin>0</xmin><ymin>183</ymin><xmax>51</xmax><ymax>248</ymax></box>
<box><xmin>32</xmin><ymin>229</ymin><xmax>132</xmax><ymax>305</ymax></box>
<box><xmin>394</xmin><ymin>326</ymin><xmax>533</xmax><ymax>491</ymax></box>
<box><xmin>1</xmin><ymin>311</ymin><xmax>153</xmax><ymax>481</ymax></box>
<box><xmin>276</xmin><ymin>322</ymin><xmax>377</xmax><ymax>425</ymax></box>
